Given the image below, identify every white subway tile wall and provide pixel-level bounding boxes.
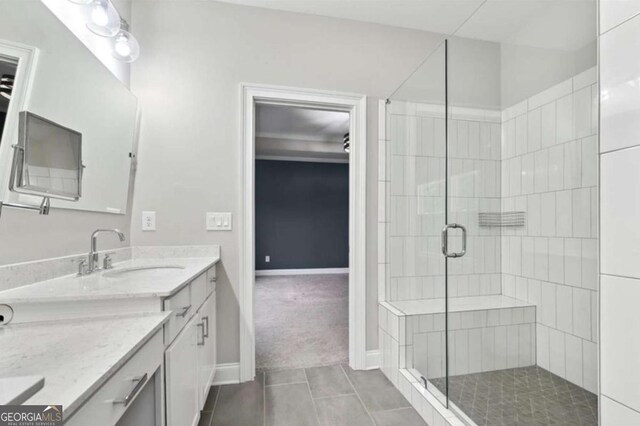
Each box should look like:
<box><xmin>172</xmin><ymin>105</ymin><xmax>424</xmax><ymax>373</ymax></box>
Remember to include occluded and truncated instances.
<box><xmin>500</xmin><ymin>68</ymin><xmax>598</xmax><ymax>393</ymax></box>
<box><xmin>600</xmin><ymin>2</ymin><xmax>640</xmax><ymax>422</ymax></box>
<box><xmin>406</xmin><ymin>307</ymin><xmax>535</xmax><ymax>380</ymax></box>
<box><xmin>379</xmin><ymin>302</ymin><xmax>473</xmax><ymax>426</ymax></box>
<box><xmin>386</xmin><ymin>101</ymin><xmax>502</xmax><ymax>302</ymax></box>
<box><xmin>380</xmin><ymin>67</ymin><xmax>598</xmax><ymax>400</ymax></box>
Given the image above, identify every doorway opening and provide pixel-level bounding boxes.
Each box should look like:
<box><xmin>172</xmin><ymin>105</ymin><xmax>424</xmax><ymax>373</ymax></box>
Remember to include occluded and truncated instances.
<box><xmin>254</xmin><ymin>104</ymin><xmax>350</xmax><ymax>370</ymax></box>
<box><xmin>240</xmin><ymin>84</ymin><xmax>367</xmax><ymax>381</ymax></box>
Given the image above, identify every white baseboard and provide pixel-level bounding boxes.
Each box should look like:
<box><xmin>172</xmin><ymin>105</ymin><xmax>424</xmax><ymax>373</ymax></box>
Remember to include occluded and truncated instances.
<box><xmin>256</xmin><ymin>155</ymin><xmax>349</xmax><ymax>164</ymax></box>
<box><xmin>365</xmin><ymin>350</ymin><xmax>380</xmax><ymax>370</ymax></box>
<box><xmin>212</xmin><ymin>362</ymin><xmax>240</xmax><ymax>385</ymax></box>
<box><xmin>255</xmin><ymin>268</ymin><xmax>349</xmax><ymax>276</ymax></box>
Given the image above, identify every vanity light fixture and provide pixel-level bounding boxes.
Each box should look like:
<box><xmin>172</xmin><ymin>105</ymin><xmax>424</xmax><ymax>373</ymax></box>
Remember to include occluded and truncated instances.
<box><xmin>110</xmin><ymin>20</ymin><xmax>140</xmax><ymax>63</ymax></box>
<box><xmin>0</xmin><ymin>74</ymin><xmax>14</xmax><ymax>100</ymax></box>
<box><xmin>67</xmin><ymin>0</ymin><xmax>140</xmax><ymax>62</ymax></box>
<box><xmin>343</xmin><ymin>133</ymin><xmax>350</xmax><ymax>153</ymax></box>
<box><xmin>86</xmin><ymin>0</ymin><xmax>121</xmax><ymax>37</ymax></box>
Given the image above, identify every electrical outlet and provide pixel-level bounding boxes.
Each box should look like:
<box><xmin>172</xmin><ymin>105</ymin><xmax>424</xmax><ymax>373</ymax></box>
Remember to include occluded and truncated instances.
<box><xmin>206</xmin><ymin>212</ymin><xmax>232</xmax><ymax>231</ymax></box>
<box><xmin>142</xmin><ymin>211</ymin><xmax>156</xmax><ymax>231</ymax></box>
<box><xmin>265</xmin><ymin>256</ymin><xmax>270</xmax><ymax>263</ymax></box>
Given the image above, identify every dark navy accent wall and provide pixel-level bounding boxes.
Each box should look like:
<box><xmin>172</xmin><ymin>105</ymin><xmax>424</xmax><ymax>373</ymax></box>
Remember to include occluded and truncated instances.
<box><xmin>255</xmin><ymin>160</ymin><xmax>349</xmax><ymax>270</ymax></box>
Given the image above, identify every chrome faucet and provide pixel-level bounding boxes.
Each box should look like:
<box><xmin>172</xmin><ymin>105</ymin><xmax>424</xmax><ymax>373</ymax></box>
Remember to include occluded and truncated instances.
<box><xmin>86</xmin><ymin>229</ymin><xmax>126</xmax><ymax>274</ymax></box>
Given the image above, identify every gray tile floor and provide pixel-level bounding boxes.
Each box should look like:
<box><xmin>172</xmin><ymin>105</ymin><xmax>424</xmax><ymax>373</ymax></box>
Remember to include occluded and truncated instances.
<box><xmin>197</xmin><ymin>364</ymin><xmax>427</xmax><ymax>426</ymax></box>
<box><xmin>430</xmin><ymin>366</ymin><xmax>598</xmax><ymax>426</ymax></box>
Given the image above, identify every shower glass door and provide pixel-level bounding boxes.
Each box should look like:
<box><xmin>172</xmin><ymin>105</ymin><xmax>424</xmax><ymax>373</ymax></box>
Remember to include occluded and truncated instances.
<box><xmin>387</xmin><ymin>1</ymin><xmax>598</xmax><ymax>424</ymax></box>
<box><xmin>387</xmin><ymin>41</ymin><xmax>449</xmax><ymax>406</ymax></box>
<box><xmin>443</xmin><ymin>36</ymin><xmax>506</xmax><ymax>422</ymax></box>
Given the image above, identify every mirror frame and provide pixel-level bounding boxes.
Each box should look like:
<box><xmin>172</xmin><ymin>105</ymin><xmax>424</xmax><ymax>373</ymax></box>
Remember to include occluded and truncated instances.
<box><xmin>9</xmin><ymin>111</ymin><xmax>83</xmax><ymax>201</ymax></box>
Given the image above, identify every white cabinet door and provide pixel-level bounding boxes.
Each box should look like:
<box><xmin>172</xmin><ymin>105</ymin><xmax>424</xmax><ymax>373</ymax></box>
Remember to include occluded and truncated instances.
<box><xmin>165</xmin><ymin>315</ymin><xmax>199</xmax><ymax>426</ymax></box>
<box><xmin>197</xmin><ymin>294</ymin><xmax>216</xmax><ymax>408</ymax></box>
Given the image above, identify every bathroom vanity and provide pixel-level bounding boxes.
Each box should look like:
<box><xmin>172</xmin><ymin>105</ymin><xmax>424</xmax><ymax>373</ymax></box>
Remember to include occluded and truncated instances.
<box><xmin>0</xmin><ymin>247</ymin><xmax>220</xmax><ymax>426</ymax></box>
<box><xmin>0</xmin><ymin>2</ymin><xmax>220</xmax><ymax>425</ymax></box>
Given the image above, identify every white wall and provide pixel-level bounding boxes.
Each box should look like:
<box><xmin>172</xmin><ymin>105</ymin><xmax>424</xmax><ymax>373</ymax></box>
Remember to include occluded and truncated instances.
<box><xmin>41</xmin><ymin>0</ymin><xmax>133</xmax><ymax>86</ymax></box>
<box><xmin>500</xmin><ymin>42</ymin><xmax>597</xmax><ymax>109</ymax></box>
<box><xmin>600</xmin><ymin>2</ymin><xmax>640</xmax><ymax>423</ymax></box>
<box><xmin>129</xmin><ymin>0</ymin><xmax>444</xmax><ymax>363</ymax></box>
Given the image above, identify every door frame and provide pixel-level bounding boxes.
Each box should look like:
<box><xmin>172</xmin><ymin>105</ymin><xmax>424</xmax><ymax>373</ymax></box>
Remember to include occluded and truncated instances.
<box><xmin>240</xmin><ymin>83</ymin><xmax>367</xmax><ymax>381</ymax></box>
<box><xmin>0</xmin><ymin>39</ymin><xmax>39</xmax><ymax>203</ymax></box>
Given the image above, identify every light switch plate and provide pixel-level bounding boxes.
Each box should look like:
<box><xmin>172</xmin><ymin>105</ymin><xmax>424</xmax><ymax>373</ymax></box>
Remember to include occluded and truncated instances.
<box><xmin>142</xmin><ymin>211</ymin><xmax>156</xmax><ymax>231</ymax></box>
<box><xmin>206</xmin><ymin>212</ymin><xmax>232</xmax><ymax>231</ymax></box>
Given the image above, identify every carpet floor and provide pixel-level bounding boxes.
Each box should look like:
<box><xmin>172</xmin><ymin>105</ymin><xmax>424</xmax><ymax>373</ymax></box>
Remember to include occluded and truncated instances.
<box><xmin>255</xmin><ymin>274</ymin><xmax>348</xmax><ymax>370</ymax></box>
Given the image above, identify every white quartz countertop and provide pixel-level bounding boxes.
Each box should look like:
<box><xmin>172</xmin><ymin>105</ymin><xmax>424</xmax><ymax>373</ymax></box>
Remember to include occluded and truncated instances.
<box><xmin>0</xmin><ymin>312</ymin><xmax>169</xmax><ymax>417</ymax></box>
<box><xmin>0</xmin><ymin>375</ymin><xmax>44</xmax><ymax>405</ymax></box>
<box><xmin>0</xmin><ymin>256</ymin><xmax>219</xmax><ymax>303</ymax></box>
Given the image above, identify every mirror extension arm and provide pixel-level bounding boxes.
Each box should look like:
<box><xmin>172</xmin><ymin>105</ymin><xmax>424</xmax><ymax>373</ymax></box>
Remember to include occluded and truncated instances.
<box><xmin>0</xmin><ymin>196</ymin><xmax>50</xmax><ymax>218</ymax></box>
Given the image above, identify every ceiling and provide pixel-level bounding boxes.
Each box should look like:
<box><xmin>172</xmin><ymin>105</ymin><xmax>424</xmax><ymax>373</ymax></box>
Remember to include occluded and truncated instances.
<box><xmin>255</xmin><ymin>104</ymin><xmax>349</xmax><ymax>162</ymax></box>
<box><xmin>217</xmin><ymin>0</ymin><xmax>596</xmax><ymax>51</ymax></box>
<box><xmin>217</xmin><ymin>0</ymin><xmax>485</xmax><ymax>35</ymax></box>
<box><xmin>256</xmin><ymin>103</ymin><xmax>349</xmax><ymax>142</ymax></box>
<box><xmin>457</xmin><ymin>0</ymin><xmax>596</xmax><ymax>52</ymax></box>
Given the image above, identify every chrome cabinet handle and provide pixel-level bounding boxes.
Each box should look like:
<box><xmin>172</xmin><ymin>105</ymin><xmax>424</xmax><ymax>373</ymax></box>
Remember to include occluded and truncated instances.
<box><xmin>208</xmin><ymin>277</ymin><xmax>216</xmax><ymax>283</ymax></box>
<box><xmin>176</xmin><ymin>305</ymin><xmax>191</xmax><ymax>318</ymax></box>
<box><xmin>202</xmin><ymin>316</ymin><xmax>209</xmax><ymax>338</ymax></box>
<box><xmin>197</xmin><ymin>322</ymin><xmax>205</xmax><ymax>346</ymax></box>
<box><xmin>441</xmin><ymin>223</ymin><xmax>467</xmax><ymax>258</ymax></box>
<box><xmin>113</xmin><ymin>374</ymin><xmax>148</xmax><ymax>406</ymax></box>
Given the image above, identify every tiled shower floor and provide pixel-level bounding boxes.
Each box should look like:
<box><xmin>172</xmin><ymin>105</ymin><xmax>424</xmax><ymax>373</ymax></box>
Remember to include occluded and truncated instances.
<box><xmin>430</xmin><ymin>366</ymin><xmax>598</xmax><ymax>426</ymax></box>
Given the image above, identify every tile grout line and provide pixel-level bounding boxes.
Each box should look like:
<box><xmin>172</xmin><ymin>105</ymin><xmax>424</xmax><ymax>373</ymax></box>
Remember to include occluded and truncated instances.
<box><xmin>302</xmin><ymin>368</ymin><xmax>323</xmax><ymax>426</ymax></box>
<box><xmin>312</xmin><ymin>391</ymin><xmax>357</xmax><ymax>400</ymax></box>
<box><xmin>339</xmin><ymin>364</ymin><xmax>378</xmax><ymax>425</ymax></box>
<box><xmin>207</xmin><ymin>386</ymin><xmax>221</xmax><ymax>426</ymax></box>
<box><xmin>265</xmin><ymin>380</ymin><xmax>308</xmax><ymax>387</ymax></box>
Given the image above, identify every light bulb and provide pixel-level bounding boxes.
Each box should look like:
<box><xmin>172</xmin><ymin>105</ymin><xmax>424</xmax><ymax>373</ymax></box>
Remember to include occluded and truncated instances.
<box><xmin>91</xmin><ymin>4</ymin><xmax>108</xmax><ymax>26</ymax></box>
<box><xmin>110</xmin><ymin>30</ymin><xmax>140</xmax><ymax>63</ymax></box>
<box><xmin>114</xmin><ymin>36</ymin><xmax>131</xmax><ymax>57</ymax></box>
<box><xmin>86</xmin><ymin>0</ymin><xmax>121</xmax><ymax>37</ymax></box>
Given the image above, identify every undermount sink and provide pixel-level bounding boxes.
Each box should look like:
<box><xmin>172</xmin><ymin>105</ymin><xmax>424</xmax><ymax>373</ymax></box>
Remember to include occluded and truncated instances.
<box><xmin>103</xmin><ymin>265</ymin><xmax>186</xmax><ymax>278</ymax></box>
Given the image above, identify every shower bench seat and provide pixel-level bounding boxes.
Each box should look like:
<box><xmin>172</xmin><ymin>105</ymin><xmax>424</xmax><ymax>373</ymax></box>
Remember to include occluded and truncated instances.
<box><xmin>379</xmin><ymin>294</ymin><xmax>536</xmax><ymax>381</ymax></box>
<box><xmin>387</xmin><ymin>294</ymin><xmax>534</xmax><ymax>316</ymax></box>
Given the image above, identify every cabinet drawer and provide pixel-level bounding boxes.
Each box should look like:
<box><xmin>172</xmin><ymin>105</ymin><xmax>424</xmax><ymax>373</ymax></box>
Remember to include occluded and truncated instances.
<box><xmin>66</xmin><ymin>330</ymin><xmax>163</xmax><ymax>426</ymax></box>
<box><xmin>163</xmin><ymin>283</ymin><xmax>192</xmax><ymax>345</ymax></box>
<box><xmin>190</xmin><ymin>273</ymin><xmax>208</xmax><ymax>314</ymax></box>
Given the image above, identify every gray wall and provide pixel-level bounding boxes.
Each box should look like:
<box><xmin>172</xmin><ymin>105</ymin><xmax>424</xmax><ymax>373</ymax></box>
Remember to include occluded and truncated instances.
<box><xmin>255</xmin><ymin>160</ymin><xmax>348</xmax><ymax>270</ymax></box>
<box><xmin>130</xmin><ymin>0</ymin><xmax>444</xmax><ymax>361</ymax></box>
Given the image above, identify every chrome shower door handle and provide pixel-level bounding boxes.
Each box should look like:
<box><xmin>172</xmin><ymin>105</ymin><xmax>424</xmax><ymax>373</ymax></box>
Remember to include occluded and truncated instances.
<box><xmin>441</xmin><ymin>223</ymin><xmax>467</xmax><ymax>258</ymax></box>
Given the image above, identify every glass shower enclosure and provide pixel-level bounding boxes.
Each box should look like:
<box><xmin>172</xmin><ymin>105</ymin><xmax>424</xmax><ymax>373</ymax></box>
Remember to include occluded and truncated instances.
<box><xmin>383</xmin><ymin>2</ymin><xmax>599</xmax><ymax>425</ymax></box>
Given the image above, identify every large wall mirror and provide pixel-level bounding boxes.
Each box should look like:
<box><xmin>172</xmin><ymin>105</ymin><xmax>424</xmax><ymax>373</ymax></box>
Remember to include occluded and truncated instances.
<box><xmin>0</xmin><ymin>0</ymin><xmax>138</xmax><ymax>215</ymax></box>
